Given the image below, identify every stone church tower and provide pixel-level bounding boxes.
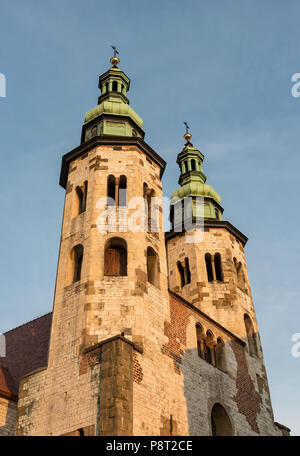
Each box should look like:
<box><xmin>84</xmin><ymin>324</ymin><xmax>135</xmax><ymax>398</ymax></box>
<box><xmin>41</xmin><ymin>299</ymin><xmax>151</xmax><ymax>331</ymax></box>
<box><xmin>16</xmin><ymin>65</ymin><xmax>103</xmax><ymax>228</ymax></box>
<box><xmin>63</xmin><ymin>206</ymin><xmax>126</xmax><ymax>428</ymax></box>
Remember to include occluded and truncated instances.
<box><xmin>13</xmin><ymin>54</ymin><xmax>289</xmax><ymax>436</ymax></box>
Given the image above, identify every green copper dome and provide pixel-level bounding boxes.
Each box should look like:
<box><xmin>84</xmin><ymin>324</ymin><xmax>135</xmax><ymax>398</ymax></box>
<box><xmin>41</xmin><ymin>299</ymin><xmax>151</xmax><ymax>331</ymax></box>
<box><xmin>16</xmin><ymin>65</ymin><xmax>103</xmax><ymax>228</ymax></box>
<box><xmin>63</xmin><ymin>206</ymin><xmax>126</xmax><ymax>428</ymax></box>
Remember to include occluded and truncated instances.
<box><xmin>172</xmin><ymin>182</ymin><xmax>221</xmax><ymax>204</ymax></box>
<box><xmin>81</xmin><ymin>60</ymin><xmax>145</xmax><ymax>143</ymax></box>
<box><xmin>170</xmin><ymin>131</ymin><xmax>224</xmax><ymax>228</ymax></box>
<box><xmin>85</xmin><ymin>100</ymin><xmax>143</xmax><ymax>128</ymax></box>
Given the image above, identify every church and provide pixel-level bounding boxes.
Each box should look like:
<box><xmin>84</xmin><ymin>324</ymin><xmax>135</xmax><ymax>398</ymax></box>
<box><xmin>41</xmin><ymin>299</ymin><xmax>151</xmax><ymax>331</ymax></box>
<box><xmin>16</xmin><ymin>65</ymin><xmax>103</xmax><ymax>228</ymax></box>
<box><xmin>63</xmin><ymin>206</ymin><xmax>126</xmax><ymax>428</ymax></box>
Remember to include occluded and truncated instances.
<box><xmin>0</xmin><ymin>52</ymin><xmax>290</xmax><ymax>436</ymax></box>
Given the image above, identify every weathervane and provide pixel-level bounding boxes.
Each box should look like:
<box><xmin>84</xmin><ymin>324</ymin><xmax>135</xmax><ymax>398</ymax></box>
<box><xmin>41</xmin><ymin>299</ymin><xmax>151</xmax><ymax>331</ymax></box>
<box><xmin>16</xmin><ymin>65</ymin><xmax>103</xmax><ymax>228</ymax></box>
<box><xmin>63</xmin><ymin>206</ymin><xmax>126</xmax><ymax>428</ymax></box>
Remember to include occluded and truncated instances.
<box><xmin>110</xmin><ymin>45</ymin><xmax>120</xmax><ymax>67</ymax></box>
<box><xmin>183</xmin><ymin>121</ymin><xmax>192</xmax><ymax>144</ymax></box>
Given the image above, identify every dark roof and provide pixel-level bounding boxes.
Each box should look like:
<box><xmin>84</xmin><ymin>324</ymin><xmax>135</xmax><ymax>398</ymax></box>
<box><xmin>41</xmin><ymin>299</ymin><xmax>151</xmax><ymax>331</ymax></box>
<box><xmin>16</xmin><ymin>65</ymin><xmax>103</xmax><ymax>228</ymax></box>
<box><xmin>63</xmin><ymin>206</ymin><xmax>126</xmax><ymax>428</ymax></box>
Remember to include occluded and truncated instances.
<box><xmin>0</xmin><ymin>364</ymin><xmax>17</xmax><ymax>401</ymax></box>
<box><xmin>0</xmin><ymin>313</ymin><xmax>52</xmax><ymax>395</ymax></box>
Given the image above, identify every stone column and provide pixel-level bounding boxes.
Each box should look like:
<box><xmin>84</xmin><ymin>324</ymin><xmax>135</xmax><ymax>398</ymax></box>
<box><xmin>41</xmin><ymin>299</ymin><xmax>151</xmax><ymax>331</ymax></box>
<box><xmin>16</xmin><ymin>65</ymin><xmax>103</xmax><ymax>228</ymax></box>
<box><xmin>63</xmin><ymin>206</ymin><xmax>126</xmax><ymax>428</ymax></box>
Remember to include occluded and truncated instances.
<box><xmin>98</xmin><ymin>337</ymin><xmax>133</xmax><ymax>436</ymax></box>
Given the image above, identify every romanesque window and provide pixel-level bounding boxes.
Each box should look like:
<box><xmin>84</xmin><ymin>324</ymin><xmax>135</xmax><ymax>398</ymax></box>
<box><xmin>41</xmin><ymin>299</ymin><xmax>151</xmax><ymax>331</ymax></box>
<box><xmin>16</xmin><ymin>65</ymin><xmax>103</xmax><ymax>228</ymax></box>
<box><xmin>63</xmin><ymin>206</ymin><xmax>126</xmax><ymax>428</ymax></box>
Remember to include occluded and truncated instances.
<box><xmin>107</xmin><ymin>175</ymin><xmax>116</xmax><ymax>206</ymax></box>
<box><xmin>234</xmin><ymin>257</ymin><xmax>246</xmax><ymax>291</ymax></box>
<box><xmin>196</xmin><ymin>324</ymin><xmax>204</xmax><ymax>359</ymax></box>
<box><xmin>205</xmin><ymin>253</ymin><xmax>213</xmax><ymax>282</ymax></box>
<box><xmin>205</xmin><ymin>253</ymin><xmax>224</xmax><ymax>282</ymax></box>
<box><xmin>177</xmin><ymin>261</ymin><xmax>185</xmax><ymax>288</ymax></box>
<box><xmin>147</xmin><ymin>247</ymin><xmax>159</xmax><ymax>287</ymax></box>
<box><xmin>75</xmin><ymin>180</ymin><xmax>88</xmax><ymax>215</ymax></box>
<box><xmin>143</xmin><ymin>184</ymin><xmax>157</xmax><ymax>232</ymax></box>
<box><xmin>104</xmin><ymin>237</ymin><xmax>127</xmax><ymax>276</ymax></box>
<box><xmin>214</xmin><ymin>253</ymin><xmax>223</xmax><ymax>281</ymax></box>
<box><xmin>185</xmin><ymin>257</ymin><xmax>191</xmax><ymax>284</ymax></box>
<box><xmin>191</xmin><ymin>159</ymin><xmax>196</xmax><ymax>171</ymax></box>
<box><xmin>215</xmin><ymin>337</ymin><xmax>227</xmax><ymax>372</ymax></box>
<box><xmin>118</xmin><ymin>175</ymin><xmax>127</xmax><ymax>206</ymax></box>
<box><xmin>204</xmin><ymin>330</ymin><xmax>214</xmax><ymax>365</ymax></box>
<box><xmin>211</xmin><ymin>404</ymin><xmax>233</xmax><ymax>436</ymax></box>
<box><xmin>244</xmin><ymin>314</ymin><xmax>258</xmax><ymax>357</ymax></box>
<box><xmin>177</xmin><ymin>258</ymin><xmax>191</xmax><ymax>288</ymax></box>
<box><xmin>71</xmin><ymin>244</ymin><xmax>83</xmax><ymax>284</ymax></box>
<box><xmin>112</xmin><ymin>81</ymin><xmax>118</xmax><ymax>92</ymax></box>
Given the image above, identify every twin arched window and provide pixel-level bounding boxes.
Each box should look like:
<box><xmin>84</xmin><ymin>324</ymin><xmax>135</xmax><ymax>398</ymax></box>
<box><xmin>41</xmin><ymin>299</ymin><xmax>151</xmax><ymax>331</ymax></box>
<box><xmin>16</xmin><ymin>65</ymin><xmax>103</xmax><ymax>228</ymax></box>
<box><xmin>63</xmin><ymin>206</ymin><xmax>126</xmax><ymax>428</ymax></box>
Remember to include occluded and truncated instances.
<box><xmin>205</xmin><ymin>253</ymin><xmax>223</xmax><ymax>282</ymax></box>
<box><xmin>196</xmin><ymin>324</ymin><xmax>226</xmax><ymax>371</ymax></box>
<box><xmin>177</xmin><ymin>258</ymin><xmax>191</xmax><ymax>288</ymax></box>
<box><xmin>107</xmin><ymin>175</ymin><xmax>127</xmax><ymax>206</ymax></box>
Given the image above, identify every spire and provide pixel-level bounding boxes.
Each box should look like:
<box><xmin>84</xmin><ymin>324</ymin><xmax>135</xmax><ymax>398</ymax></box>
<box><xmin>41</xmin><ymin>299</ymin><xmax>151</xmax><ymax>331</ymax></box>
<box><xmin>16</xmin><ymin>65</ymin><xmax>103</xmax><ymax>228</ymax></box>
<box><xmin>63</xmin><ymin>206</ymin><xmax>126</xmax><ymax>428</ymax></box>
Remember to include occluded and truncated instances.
<box><xmin>81</xmin><ymin>47</ymin><xmax>145</xmax><ymax>143</ymax></box>
<box><xmin>110</xmin><ymin>45</ymin><xmax>120</xmax><ymax>67</ymax></box>
<box><xmin>171</xmin><ymin>123</ymin><xmax>223</xmax><ymax>228</ymax></box>
<box><xmin>176</xmin><ymin>122</ymin><xmax>207</xmax><ymax>186</ymax></box>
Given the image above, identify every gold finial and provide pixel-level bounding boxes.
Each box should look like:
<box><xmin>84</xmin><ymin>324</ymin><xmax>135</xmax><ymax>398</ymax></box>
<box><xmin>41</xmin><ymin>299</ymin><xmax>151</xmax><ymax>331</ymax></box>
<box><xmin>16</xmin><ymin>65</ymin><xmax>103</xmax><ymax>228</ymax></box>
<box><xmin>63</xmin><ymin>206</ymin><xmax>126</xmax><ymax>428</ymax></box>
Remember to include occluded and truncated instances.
<box><xmin>183</xmin><ymin>121</ymin><xmax>192</xmax><ymax>144</ymax></box>
<box><xmin>110</xmin><ymin>45</ymin><xmax>120</xmax><ymax>67</ymax></box>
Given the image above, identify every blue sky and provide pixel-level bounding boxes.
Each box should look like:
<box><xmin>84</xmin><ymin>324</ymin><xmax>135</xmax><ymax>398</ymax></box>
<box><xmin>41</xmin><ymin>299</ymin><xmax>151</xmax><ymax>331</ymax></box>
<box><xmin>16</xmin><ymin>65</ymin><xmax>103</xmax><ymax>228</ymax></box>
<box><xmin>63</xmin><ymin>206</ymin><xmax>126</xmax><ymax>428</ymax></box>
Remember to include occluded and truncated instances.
<box><xmin>0</xmin><ymin>0</ymin><xmax>299</xmax><ymax>435</ymax></box>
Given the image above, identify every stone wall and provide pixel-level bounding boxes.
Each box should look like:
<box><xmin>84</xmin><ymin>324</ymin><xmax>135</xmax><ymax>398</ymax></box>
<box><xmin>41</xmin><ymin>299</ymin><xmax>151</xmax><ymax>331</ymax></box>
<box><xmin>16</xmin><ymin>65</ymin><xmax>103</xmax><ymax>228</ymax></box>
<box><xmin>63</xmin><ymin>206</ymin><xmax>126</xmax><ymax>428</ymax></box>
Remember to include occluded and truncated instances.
<box><xmin>0</xmin><ymin>396</ymin><xmax>17</xmax><ymax>435</ymax></box>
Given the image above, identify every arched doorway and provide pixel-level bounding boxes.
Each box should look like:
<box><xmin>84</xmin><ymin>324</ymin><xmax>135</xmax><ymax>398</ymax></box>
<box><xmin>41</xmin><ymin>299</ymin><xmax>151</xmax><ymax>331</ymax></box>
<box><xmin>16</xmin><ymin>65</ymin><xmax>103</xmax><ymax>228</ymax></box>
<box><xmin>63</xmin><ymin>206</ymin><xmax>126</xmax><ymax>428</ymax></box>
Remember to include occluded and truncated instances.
<box><xmin>211</xmin><ymin>403</ymin><xmax>233</xmax><ymax>436</ymax></box>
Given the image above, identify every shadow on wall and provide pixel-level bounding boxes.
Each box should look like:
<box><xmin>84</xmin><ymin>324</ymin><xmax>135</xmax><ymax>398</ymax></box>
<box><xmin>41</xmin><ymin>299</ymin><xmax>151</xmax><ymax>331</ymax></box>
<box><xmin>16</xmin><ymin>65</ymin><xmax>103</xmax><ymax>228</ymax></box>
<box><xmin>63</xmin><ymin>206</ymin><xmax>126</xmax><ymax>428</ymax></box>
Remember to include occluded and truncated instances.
<box><xmin>179</xmin><ymin>337</ymin><xmax>264</xmax><ymax>436</ymax></box>
<box><xmin>0</xmin><ymin>399</ymin><xmax>17</xmax><ymax>436</ymax></box>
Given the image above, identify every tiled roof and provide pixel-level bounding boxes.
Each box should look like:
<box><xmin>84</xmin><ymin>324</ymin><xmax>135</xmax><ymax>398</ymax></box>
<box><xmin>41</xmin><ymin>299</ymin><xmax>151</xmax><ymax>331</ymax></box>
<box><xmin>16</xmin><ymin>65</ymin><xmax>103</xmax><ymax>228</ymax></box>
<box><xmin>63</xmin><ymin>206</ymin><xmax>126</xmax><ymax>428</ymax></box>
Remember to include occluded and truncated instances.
<box><xmin>0</xmin><ymin>313</ymin><xmax>52</xmax><ymax>396</ymax></box>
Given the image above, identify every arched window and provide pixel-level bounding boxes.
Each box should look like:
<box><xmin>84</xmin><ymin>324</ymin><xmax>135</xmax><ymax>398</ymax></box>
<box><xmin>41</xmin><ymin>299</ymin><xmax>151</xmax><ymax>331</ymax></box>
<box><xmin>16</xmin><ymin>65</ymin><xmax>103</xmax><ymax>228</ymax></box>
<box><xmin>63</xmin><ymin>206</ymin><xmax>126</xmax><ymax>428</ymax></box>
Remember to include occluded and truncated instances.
<box><xmin>205</xmin><ymin>253</ymin><xmax>213</xmax><ymax>282</ymax></box>
<box><xmin>177</xmin><ymin>258</ymin><xmax>191</xmax><ymax>288</ymax></box>
<box><xmin>104</xmin><ymin>237</ymin><xmax>127</xmax><ymax>276</ymax></box>
<box><xmin>214</xmin><ymin>253</ymin><xmax>223</xmax><ymax>282</ymax></box>
<box><xmin>215</xmin><ymin>208</ymin><xmax>219</xmax><ymax>220</ymax></box>
<box><xmin>143</xmin><ymin>184</ymin><xmax>157</xmax><ymax>232</ymax></box>
<box><xmin>76</xmin><ymin>186</ymin><xmax>84</xmax><ymax>215</ymax></box>
<box><xmin>112</xmin><ymin>81</ymin><xmax>118</xmax><ymax>92</ymax></box>
<box><xmin>204</xmin><ymin>331</ymin><xmax>214</xmax><ymax>365</ymax></box>
<box><xmin>71</xmin><ymin>244</ymin><xmax>83</xmax><ymax>284</ymax></box>
<box><xmin>185</xmin><ymin>257</ymin><xmax>191</xmax><ymax>284</ymax></box>
<box><xmin>147</xmin><ymin>247</ymin><xmax>159</xmax><ymax>287</ymax></box>
<box><xmin>191</xmin><ymin>159</ymin><xmax>196</xmax><ymax>171</ymax></box>
<box><xmin>107</xmin><ymin>175</ymin><xmax>116</xmax><ymax>206</ymax></box>
<box><xmin>196</xmin><ymin>324</ymin><xmax>204</xmax><ymax>359</ymax></box>
<box><xmin>211</xmin><ymin>404</ymin><xmax>233</xmax><ymax>436</ymax></box>
<box><xmin>177</xmin><ymin>261</ymin><xmax>185</xmax><ymax>288</ymax></box>
<box><xmin>184</xmin><ymin>161</ymin><xmax>188</xmax><ymax>172</ymax></box>
<box><xmin>82</xmin><ymin>181</ymin><xmax>88</xmax><ymax>213</ymax></box>
<box><xmin>244</xmin><ymin>314</ymin><xmax>258</xmax><ymax>357</ymax></box>
<box><xmin>118</xmin><ymin>175</ymin><xmax>127</xmax><ymax>206</ymax></box>
<box><xmin>215</xmin><ymin>337</ymin><xmax>227</xmax><ymax>372</ymax></box>
<box><xmin>75</xmin><ymin>181</ymin><xmax>88</xmax><ymax>215</ymax></box>
<box><xmin>234</xmin><ymin>258</ymin><xmax>245</xmax><ymax>291</ymax></box>
<box><xmin>105</xmin><ymin>83</ymin><xmax>109</xmax><ymax>93</ymax></box>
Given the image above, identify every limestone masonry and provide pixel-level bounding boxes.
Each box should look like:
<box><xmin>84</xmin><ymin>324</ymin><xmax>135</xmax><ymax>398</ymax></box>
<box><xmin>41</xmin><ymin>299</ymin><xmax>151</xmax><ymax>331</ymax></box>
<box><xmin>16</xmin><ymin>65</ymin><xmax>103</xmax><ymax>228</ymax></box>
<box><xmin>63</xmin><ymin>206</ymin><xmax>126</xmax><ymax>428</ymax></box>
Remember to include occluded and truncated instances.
<box><xmin>0</xmin><ymin>56</ymin><xmax>290</xmax><ymax>436</ymax></box>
